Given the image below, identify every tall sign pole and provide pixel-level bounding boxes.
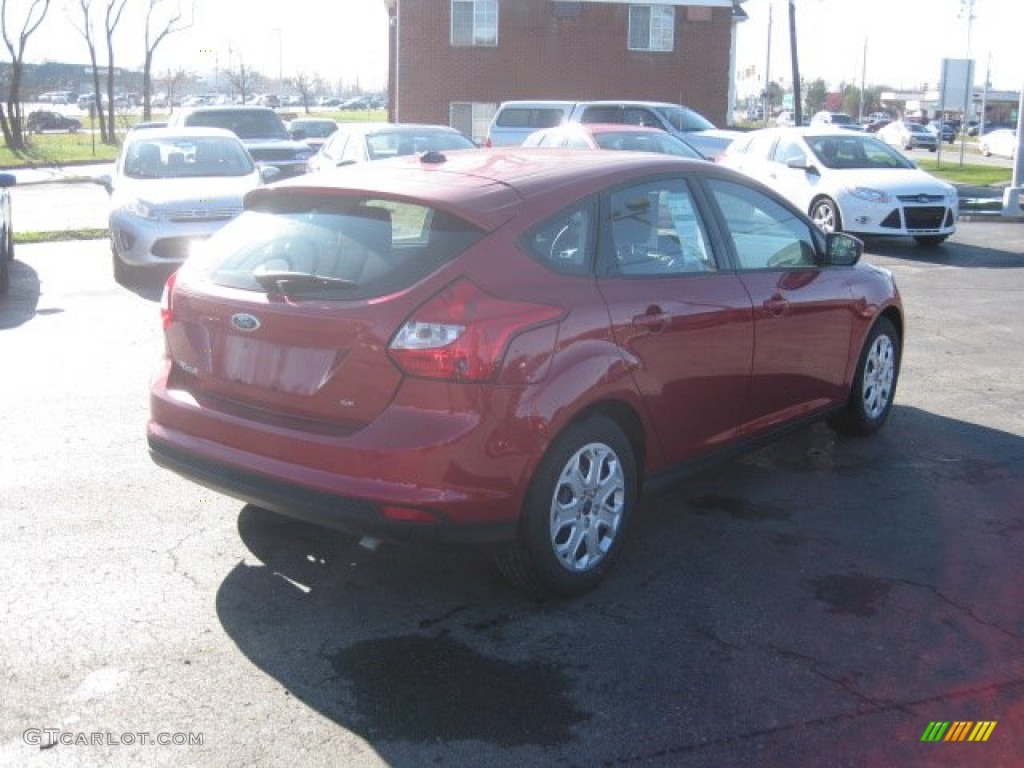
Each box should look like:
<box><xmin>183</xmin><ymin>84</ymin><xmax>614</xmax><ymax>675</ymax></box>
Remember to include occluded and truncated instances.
<box><xmin>1001</xmin><ymin>82</ymin><xmax>1024</xmax><ymax>216</ymax></box>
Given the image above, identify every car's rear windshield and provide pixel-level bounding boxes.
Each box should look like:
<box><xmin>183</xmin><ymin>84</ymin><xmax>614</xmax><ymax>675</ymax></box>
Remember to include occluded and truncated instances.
<box><xmin>365</xmin><ymin>130</ymin><xmax>475</xmax><ymax>159</ymax></box>
<box><xmin>186</xmin><ymin>195</ymin><xmax>486</xmax><ymax>300</ymax></box>
<box><xmin>654</xmin><ymin>105</ymin><xmax>716</xmax><ymax>132</ymax></box>
<box><xmin>184</xmin><ymin>110</ymin><xmax>288</xmax><ymax>140</ymax></box>
<box><xmin>123</xmin><ymin>136</ymin><xmax>255</xmax><ymax>178</ymax></box>
<box><xmin>495</xmin><ymin>108</ymin><xmax>566</xmax><ymax>129</ymax></box>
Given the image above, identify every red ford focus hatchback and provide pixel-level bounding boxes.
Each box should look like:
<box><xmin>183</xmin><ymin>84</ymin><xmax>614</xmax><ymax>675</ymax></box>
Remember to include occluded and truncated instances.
<box><xmin>149</xmin><ymin>149</ymin><xmax>903</xmax><ymax>596</ymax></box>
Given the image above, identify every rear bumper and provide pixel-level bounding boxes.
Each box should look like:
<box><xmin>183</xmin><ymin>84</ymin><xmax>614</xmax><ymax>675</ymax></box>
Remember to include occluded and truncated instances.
<box><xmin>149</xmin><ymin>432</ymin><xmax>518</xmax><ymax>544</ymax></box>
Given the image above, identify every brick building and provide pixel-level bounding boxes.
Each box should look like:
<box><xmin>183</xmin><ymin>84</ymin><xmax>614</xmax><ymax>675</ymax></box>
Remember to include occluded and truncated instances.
<box><xmin>382</xmin><ymin>0</ymin><xmax>749</xmax><ymax>142</ymax></box>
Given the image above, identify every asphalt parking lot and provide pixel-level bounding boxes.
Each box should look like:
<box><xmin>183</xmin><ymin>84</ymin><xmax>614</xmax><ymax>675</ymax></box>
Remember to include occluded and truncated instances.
<box><xmin>1</xmin><ymin>217</ymin><xmax>1022</xmax><ymax>766</ymax></box>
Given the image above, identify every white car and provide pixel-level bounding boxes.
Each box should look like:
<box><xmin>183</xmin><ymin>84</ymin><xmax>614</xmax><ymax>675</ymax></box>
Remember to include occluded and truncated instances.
<box><xmin>98</xmin><ymin>127</ymin><xmax>277</xmax><ymax>283</ymax></box>
<box><xmin>979</xmin><ymin>128</ymin><xmax>1017</xmax><ymax>159</ymax></box>
<box><xmin>721</xmin><ymin>127</ymin><xmax>957</xmax><ymax>245</ymax></box>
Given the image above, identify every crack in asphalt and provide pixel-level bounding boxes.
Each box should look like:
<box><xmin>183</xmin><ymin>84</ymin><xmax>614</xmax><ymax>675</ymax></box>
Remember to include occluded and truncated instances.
<box><xmin>601</xmin><ymin>677</ymin><xmax>1024</xmax><ymax>766</ymax></box>
<box><xmin>896</xmin><ymin>577</ymin><xmax>1024</xmax><ymax>640</ymax></box>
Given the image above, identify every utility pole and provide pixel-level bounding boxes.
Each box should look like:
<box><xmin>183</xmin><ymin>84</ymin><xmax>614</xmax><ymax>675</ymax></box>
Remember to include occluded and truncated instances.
<box><xmin>789</xmin><ymin>0</ymin><xmax>802</xmax><ymax>126</ymax></box>
<box><xmin>763</xmin><ymin>3</ymin><xmax>772</xmax><ymax>122</ymax></box>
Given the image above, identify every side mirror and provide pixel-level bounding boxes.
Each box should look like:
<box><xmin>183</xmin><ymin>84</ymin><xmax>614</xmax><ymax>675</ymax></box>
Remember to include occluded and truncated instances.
<box><xmin>787</xmin><ymin>158</ymin><xmax>819</xmax><ymax>175</ymax></box>
<box><xmin>259</xmin><ymin>166</ymin><xmax>281</xmax><ymax>184</ymax></box>
<box><xmin>290</xmin><ymin>128</ymin><xmax>307</xmax><ymax>141</ymax></box>
<box><xmin>94</xmin><ymin>173</ymin><xmax>113</xmax><ymax>194</ymax></box>
<box><xmin>824</xmin><ymin>232</ymin><xmax>863</xmax><ymax>266</ymax></box>
<box><xmin>0</xmin><ymin>172</ymin><xmax>16</xmax><ymax>188</ymax></box>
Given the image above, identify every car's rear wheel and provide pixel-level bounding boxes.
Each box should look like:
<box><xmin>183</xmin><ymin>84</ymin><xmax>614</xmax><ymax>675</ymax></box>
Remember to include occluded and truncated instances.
<box><xmin>829</xmin><ymin>316</ymin><xmax>900</xmax><ymax>436</ymax></box>
<box><xmin>495</xmin><ymin>415</ymin><xmax>637</xmax><ymax>598</ymax></box>
<box><xmin>810</xmin><ymin>197</ymin><xmax>842</xmax><ymax>234</ymax></box>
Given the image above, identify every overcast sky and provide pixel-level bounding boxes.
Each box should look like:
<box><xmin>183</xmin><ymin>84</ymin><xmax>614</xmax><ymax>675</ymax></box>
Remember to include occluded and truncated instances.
<box><xmin>16</xmin><ymin>0</ymin><xmax>1020</xmax><ymax>96</ymax></box>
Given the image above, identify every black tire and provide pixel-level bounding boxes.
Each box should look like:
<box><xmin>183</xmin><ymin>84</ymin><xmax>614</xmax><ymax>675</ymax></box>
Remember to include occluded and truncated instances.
<box><xmin>829</xmin><ymin>316</ymin><xmax>901</xmax><ymax>436</ymax></box>
<box><xmin>809</xmin><ymin>197</ymin><xmax>842</xmax><ymax>234</ymax></box>
<box><xmin>495</xmin><ymin>415</ymin><xmax>637</xmax><ymax>598</ymax></box>
<box><xmin>914</xmin><ymin>235</ymin><xmax>949</xmax><ymax>246</ymax></box>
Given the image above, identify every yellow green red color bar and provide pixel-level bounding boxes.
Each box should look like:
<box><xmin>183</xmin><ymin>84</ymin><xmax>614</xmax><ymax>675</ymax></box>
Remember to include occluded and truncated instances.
<box><xmin>921</xmin><ymin>721</ymin><xmax>997</xmax><ymax>742</ymax></box>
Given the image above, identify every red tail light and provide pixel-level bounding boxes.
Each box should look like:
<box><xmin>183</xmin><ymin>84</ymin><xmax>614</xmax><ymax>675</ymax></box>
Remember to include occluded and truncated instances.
<box><xmin>388</xmin><ymin>279</ymin><xmax>562</xmax><ymax>382</ymax></box>
<box><xmin>160</xmin><ymin>270</ymin><xmax>178</xmax><ymax>330</ymax></box>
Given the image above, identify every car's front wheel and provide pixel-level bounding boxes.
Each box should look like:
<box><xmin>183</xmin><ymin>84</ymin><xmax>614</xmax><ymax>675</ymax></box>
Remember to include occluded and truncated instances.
<box><xmin>810</xmin><ymin>197</ymin><xmax>842</xmax><ymax>234</ymax></box>
<box><xmin>495</xmin><ymin>415</ymin><xmax>637</xmax><ymax>598</ymax></box>
<box><xmin>829</xmin><ymin>316</ymin><xmax>901</xmax><ymax>436</ymax></box>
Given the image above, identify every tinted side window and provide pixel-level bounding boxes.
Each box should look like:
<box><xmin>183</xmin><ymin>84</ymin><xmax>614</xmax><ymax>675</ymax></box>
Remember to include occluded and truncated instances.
<box><xmin>745</xmin><ymin>132</ymin><xmax>779</xmax><ymax>160</ymax></box>
<box><xmin>523</xmin><ymin>202</ymin><xmax>593</xmax><ymax>275</ymax></box>
<box><xmin>773</xmin><ymin>138</ymin><xmax>807</xmax><ymax>165</ymax></box>
<box><xmin>603</xmin><ymin>180</ymin><xmax>717</xmax><ymax>277</ymax></box>
<box><xmin>706</xmin><ymin>179</ymin><xmax>818</xmax><ymax>270</ymax></box>
<box><xmin>580</xmin><ymin>106</ymin><xmax>621</xmax><ymax>124</ymax></box>
<box><xmin>496</xmin><ymin>108</ymin><xmax>565</xmax><ymax>129</ymax></box>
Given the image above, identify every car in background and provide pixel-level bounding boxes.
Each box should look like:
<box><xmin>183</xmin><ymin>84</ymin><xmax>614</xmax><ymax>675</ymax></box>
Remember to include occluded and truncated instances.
<box><xmin>810</xmin><ymin>111</ymin><xmax>857</xmax><ymax>129</ymax></box>
<box><xmin>166</xmin><ymin>106</ymin><xmax>315</xmax><ymax>178</ymax></box>
<box><xmin>720</xmin><ymin>126</ymin><xmax>957</xmax><ymax>245</ymax></box>
<box><xmin>978</xmin><ymin>128</ymin><xmax>1017</xmax><ymax>159</ymax></box>
<box><xmin>148</xmin><ymin>148</ymin><xmax>902</xmax><ymax>597</ymax></box>
<box><xmin>863</xmin><ymin>118</ymin><xmax>891</xmax><ymax>134</ymax></box>
<box><xmin>26</xmin><ymin>110</ymin><xmax>82</xmax><ymax>133</ymax></box>
<box><xmin>876</xmin><ymin>120</ymin><xmax>938</xmax><ymax>152</ymax></box>
<box><xmin>306</xmin><ymin>122</ymin><xmax>475</xmax><ymax>172</ymax></box>
<box><xmin>485</xmin><ymin>101</ymin><xmax>575</xmax><ymax>147</ymax></box>
<box><xmin>97</xmin><ymin>127</ymin><xmax>277</xmax><ymax>284</ymax></box>
<box><xmin>927</xmin><ymin>120</ymin><xmax>957</xmax><ymax>144</ymax></box>
<box><xmin>522</xmin><ymin>122</ymin><xmax>703</xmax><ymax>159</ymax></box>
<box><xmin>566</xmin><ymin>100</ymin><xmax>740</xmax><ymax>160</ymax></box>
<box><xmin>0</xmin><ymin>173</ymin><xmax>16</xmax><ymax>297</ymax></box>
<box><xmin>287</xmin><ymin>117</ymin><xmax>338</xmax><ymax>149</ymax></box>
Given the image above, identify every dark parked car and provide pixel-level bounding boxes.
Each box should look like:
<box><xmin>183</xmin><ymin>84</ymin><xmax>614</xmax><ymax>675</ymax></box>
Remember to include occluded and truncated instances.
<box><xmin>166</xmin><ymin>106</ymin><xmax>315</xmax><ymax>178</ymax></box>
<box><xmin>149</xmin><ymin>149</ymin><xmax>903</xmax><ymax>597</ymax></box>
<box><xmin>0</xmin><ymin>173</ymin><xmax>15</xmax><ymax>296</ymax></box>
<box><xmin>26</xmin><ymin>110</ymin><xmax>82</xmax><ymax>133</ymax></box>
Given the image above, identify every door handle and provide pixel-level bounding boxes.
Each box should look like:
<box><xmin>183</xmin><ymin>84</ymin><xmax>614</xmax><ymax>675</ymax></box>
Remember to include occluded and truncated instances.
<box><xmin>762</xmin><ymin>294</ymin><xmax>789</xmax><ymax>316</ymax></box>
<box><xmin>632</xmin><ymin>308</ymin><xmax>669</xmax><ymax>331</ymax></box>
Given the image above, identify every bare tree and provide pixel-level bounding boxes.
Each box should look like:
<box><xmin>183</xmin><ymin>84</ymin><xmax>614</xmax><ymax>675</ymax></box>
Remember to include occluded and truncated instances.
<box><xmin>70</xmin><ymin>0</ymin><xmax>109</xmax><ymax>143</ymax></box>
<box><xmin>226</xmin><ymin>58</ymin><xmax>261</xmax><ymax>105</ymax></box>
<box><xmin>102</xmin><ymin>0</ymin><xmax>129</xmax><ymax>143</ymax></box>
<box><xmin>0</xmin><ymin>0</ymin><xmax>53</xmax><ymax>150</ymax></box>
<box><xmin>141</xmin><ymin>0</ymin><xmax>191</xmax><ymax>120</ymax></box>
<box><xmin>160</xmin><ymin>65</ymin><xmax>188</xmax><ymax>108</ymax></box>
<box><xmin>289</xmin><ymin>72</ymin><xmax>322</xmax><ymax>113</ymax></box>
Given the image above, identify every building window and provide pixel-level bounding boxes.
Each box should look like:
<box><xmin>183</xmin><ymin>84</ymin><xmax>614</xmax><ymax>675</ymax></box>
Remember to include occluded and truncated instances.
<box><xmin>451</xmin><ymin>0</ymin><xmax>498</xmax><ymax>47</ymax></box>
<box><xmin>628</xmin><ymin>5</ymin><xmax>674</xmax><ymax>52</ymax></box>
<box><xmin>450</xmin><ymin>102</ymin><xmax>496</xmax><ymax>145</ymax></box>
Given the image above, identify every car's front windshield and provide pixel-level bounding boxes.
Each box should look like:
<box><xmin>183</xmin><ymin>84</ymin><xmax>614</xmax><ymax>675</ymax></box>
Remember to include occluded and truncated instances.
<box><xmin>805</xmin><ymin>134</ymin><xmax>915</xmax><ymax>170</ymax></box>
<box><xmin>123</xmin><ymin>137</ymin><xmax>256</xmax><ymax>179</ymax></box>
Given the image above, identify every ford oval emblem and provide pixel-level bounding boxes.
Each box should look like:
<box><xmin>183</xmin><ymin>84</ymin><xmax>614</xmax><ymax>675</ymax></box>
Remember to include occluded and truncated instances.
<box><xmin>231</xmin><ymin>313</ymin><xmax>261</xmax><ymax>332</ymax></box>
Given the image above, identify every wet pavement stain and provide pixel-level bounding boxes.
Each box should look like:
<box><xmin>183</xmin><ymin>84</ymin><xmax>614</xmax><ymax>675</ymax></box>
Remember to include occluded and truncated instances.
<box><xmin>810</xmin><ymin>573</ymin><xmax>893</xmax><ymax>617</ymax></box>
<box><xmin>326</xmin><ymin>634</ymin><xmax>589</xmax><ymax>746</ymax></box>
<box><xmin>688</xmin><ymin>495</ymin><xmax>792</xmax><ymax>521</ymax></box>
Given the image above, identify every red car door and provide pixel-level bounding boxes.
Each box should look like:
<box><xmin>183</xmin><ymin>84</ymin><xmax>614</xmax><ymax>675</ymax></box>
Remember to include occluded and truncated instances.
<box><xmin>704</xmin><ymin>177</ymin><xmax>856</xmax><ymax>432</ymax></box>
<box><xmin>595</xmin><ymin>178</ymin><xmax>755</xmax><ymax>468</ymax></box>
